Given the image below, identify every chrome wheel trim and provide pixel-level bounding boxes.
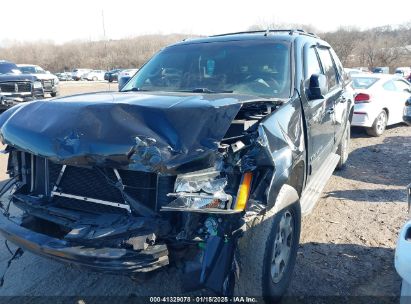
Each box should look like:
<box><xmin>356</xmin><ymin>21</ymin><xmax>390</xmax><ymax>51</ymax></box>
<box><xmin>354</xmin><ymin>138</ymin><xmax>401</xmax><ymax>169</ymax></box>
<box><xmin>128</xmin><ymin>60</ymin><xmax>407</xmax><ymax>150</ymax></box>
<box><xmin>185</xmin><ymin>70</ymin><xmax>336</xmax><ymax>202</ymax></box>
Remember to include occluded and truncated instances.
<box><xmin>270</xmin><ymin>210</ymin><xmax>294</xmax><ymax>284</ymax></box>
<box><xmin>376</xmin><ymin>112</ymin><xmax>387</xmax><ymax>133</ymax></box>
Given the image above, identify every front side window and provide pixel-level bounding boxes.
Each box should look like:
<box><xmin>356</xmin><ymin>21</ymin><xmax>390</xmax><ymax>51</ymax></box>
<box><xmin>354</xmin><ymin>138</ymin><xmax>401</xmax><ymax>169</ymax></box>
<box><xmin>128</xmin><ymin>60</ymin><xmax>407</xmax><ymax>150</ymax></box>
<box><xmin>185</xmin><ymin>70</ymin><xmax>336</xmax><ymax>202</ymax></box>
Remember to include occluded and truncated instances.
<box><xmin>122</xmin><ymin>40</ymin><xmax>292</xmax><ymax>98</ymax></box>
<box><xmin>305</xmin><ymin>46</ymin><xmax>322</xmax><ymax>78</ymax></box>
<box><xmin>317</xmin><ymin>48</ymin><xmax>338</xmax><ymax>90</ymax></box>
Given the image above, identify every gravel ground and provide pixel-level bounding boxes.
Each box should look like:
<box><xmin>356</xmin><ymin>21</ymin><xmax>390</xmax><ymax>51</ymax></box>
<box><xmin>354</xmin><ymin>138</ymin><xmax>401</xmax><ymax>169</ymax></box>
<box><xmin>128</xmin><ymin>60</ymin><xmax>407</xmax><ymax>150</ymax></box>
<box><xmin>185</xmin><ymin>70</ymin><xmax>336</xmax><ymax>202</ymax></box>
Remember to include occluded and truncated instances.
<box><xmin>0</xmin><ymin>82</ymin><xmax>409</xmax><ymax>302</ymax></box>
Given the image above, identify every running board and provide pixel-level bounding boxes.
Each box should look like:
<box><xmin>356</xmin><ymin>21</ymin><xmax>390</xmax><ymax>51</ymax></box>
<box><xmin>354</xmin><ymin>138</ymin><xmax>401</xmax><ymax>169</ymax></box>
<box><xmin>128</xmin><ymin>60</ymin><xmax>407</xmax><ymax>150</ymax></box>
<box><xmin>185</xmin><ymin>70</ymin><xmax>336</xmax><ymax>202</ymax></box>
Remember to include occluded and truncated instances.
<box><xmin>300</xmin><ymin>153</ymin><xmax>340</xmax><ymax>215</ymax></box>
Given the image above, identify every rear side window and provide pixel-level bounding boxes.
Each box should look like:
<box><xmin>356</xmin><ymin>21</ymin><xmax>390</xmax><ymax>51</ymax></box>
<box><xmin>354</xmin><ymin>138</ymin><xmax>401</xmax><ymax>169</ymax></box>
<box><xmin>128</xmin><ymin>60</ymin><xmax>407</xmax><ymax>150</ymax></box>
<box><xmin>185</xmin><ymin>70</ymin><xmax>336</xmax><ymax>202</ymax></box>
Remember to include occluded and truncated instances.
<box><xmin>305</xmin><ymin>47</ymin><xmax>322</xmax><ymax>78</ymax></box>
<box><xmin>383</xmin><ymin>81</ymin><xmax>397</xmax><ymax>91</ymax></box>
<box><xmin>317</xmin><ymin>48</ymin><xmax>338</xmax><ymax>90</ymax></box>
<box><xmin>330</xmin><ymin>48</ymin><xmax>344</xmax><ymax>83</ymax></box>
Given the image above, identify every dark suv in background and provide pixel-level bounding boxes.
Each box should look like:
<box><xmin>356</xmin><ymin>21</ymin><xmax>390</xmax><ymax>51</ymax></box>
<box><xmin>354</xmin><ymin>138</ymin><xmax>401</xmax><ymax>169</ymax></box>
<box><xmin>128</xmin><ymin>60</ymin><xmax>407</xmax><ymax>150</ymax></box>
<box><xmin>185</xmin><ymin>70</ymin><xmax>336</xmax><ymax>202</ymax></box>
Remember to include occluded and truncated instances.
<box><xmin>0</xmin><ymin>30</ymin><xmax>352</xmax><ymax>301</ymax></box>
<box><xmin>104</xmin><ymin>69</ymin><xmax>123</xmax><ymax>82</ymax></box>
<box><xmin>0</xmin><ymin>61</ymin><xmax>44</xmax><ymax>110</ymax></box>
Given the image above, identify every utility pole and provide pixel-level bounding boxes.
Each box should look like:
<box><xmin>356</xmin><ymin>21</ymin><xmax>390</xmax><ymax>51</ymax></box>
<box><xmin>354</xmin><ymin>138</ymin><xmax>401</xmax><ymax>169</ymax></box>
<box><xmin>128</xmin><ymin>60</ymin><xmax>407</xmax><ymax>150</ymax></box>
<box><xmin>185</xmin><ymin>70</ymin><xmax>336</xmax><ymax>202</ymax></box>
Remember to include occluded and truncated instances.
<box><xmin>102</xmin><ymin>9</ymin><xmax>110</xmax><ymax>89</ymax></box>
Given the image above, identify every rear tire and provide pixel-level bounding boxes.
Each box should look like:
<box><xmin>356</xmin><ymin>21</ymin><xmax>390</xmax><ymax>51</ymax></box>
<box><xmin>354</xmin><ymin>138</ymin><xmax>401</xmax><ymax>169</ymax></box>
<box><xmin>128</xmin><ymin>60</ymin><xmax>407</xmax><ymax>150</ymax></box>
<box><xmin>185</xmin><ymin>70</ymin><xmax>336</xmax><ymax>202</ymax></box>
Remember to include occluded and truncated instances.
<box><xmin>234</xmin><ymin>185</ymin><xmax>301</xmax><ymax>303</ymax></box>
<box><xmin>336</xmin><ymin>121</ymin><xmax>350</xmax><ymax>170</ymax></box>
<box><xmin>51</xmin><ymin>92</ymin><xmax>58</xmax><ymax>97</ymax></box>
<box><xmin>366</xmin><ymin>110</ymin><xmax>387</xmax><ymax>137</ymax></box>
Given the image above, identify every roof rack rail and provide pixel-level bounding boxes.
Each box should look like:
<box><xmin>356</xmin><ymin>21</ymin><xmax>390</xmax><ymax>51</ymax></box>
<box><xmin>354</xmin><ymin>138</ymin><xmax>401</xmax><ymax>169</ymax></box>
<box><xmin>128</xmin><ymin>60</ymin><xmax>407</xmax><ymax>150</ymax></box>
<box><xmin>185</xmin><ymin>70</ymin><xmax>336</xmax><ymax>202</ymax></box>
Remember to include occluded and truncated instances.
<box><xmin>210</xmin><ymin>29</ymin><xmax>319</xmax><ymax>39</ymax></box>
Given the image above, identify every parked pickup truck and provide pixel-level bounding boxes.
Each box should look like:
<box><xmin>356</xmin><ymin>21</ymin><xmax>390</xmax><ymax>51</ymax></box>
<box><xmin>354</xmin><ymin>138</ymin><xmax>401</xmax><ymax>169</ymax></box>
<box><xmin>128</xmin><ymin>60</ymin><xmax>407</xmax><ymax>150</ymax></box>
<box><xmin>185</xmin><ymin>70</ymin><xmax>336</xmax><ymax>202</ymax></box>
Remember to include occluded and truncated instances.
<box><xmin>0</xmin><ymin>60</ymin><xmax>44</xmax><ymax>109</ymax></box>
<box><xmin>0</xmin><ymin>30</ymin><xmax>353</xmax><ymax>301</ymax></box>
<box><xmin>17</xmin><ymin>64</ymin><xmax>59</xmax><ymax>97</ymax></box>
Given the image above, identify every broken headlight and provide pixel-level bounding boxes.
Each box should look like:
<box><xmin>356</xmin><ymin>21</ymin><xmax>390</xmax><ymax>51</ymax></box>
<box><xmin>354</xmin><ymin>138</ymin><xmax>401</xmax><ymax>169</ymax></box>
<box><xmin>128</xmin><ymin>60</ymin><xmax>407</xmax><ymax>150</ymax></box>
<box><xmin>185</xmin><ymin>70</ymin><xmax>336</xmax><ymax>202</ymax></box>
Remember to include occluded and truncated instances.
<box><xmin>162</xmin><ymin>169</ymin><xmax>234</xmax><ymax>212</ymax></box>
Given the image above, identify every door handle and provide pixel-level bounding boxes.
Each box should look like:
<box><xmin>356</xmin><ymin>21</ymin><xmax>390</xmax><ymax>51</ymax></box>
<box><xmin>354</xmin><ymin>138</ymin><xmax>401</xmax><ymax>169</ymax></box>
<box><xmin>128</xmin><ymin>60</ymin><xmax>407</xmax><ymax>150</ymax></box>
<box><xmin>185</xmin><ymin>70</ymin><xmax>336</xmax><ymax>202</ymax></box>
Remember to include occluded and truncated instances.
<box><xmin>327</xmin><ymin>107</ymin><xmax>335</xmax><ymax>114</ymax></box>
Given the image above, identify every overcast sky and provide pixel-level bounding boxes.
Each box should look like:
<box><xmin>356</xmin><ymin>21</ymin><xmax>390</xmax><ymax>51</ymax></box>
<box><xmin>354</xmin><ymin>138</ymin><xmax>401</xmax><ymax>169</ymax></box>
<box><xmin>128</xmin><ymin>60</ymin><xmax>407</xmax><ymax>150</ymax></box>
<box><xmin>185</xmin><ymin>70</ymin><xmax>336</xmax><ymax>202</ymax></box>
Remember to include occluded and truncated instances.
<box><xmin>1</xmin><ymin>0</ymin><xmax>410</xmax><ymax>44</ymax></box>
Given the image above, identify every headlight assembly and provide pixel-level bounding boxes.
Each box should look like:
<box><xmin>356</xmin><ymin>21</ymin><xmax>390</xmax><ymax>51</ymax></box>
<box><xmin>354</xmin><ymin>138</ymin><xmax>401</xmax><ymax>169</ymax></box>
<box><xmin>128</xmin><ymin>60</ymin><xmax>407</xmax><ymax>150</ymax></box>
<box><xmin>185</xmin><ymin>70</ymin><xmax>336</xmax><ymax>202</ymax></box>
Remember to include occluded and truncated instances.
<box><xmin>33</xmin><ymin>81</ymin><xmax>43</xmax><ymax>89</ymax></box>
<box><xmin>161</xmin><ymin>169</ymin><xmax>253</xmax><ymax>214</ymax></box>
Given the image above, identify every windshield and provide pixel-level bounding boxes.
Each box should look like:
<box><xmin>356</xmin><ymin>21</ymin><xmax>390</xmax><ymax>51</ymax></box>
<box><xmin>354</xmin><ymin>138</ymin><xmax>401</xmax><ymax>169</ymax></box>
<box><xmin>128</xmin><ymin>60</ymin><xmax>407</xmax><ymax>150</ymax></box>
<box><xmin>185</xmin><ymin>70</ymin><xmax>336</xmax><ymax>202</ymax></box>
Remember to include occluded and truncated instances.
<box><xmin>19</xmin><ymin>66</ymin><xmax>45</xmax><ymax>74</ymax></box>
<box><xmin>122</xmin><ymin>40</ymin><xmax>291</xmax><ymax>98</ymax></box>
<box><xmin>352</xmin><ymin>77</ymin><xmax>379</xmax><ymax>89</ymax></box>
<box><xmin>0</xmin><ymin>63</ymin><xmax>21</xmax><ymax>75</ymax></box>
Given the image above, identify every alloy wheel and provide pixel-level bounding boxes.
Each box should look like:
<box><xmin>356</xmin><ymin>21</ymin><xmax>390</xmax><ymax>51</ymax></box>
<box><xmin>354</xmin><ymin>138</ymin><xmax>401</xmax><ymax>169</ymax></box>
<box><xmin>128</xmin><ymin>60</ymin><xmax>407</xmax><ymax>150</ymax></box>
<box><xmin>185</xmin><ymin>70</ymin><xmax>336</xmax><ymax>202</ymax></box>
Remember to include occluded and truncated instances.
<box><xmin>271</xmin><ymin>210</ymin><xmax>294</xmax><ymax>284</ymax></box>
<box><xmin>376</xmin><ymin>112</ymin><xmax>387</xmax><ymax>134</ymax></box>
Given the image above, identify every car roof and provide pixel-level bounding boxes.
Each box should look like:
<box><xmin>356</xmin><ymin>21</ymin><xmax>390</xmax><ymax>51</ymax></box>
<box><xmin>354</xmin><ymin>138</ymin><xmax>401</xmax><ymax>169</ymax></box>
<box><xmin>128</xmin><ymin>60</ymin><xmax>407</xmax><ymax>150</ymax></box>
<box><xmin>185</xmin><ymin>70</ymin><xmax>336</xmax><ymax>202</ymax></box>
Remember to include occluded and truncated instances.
<box><xmin>171</xmin><ymin>30</ymin><xmax>326</xmax><ymax>47</ymax></box>
<box><xmin>351</xmin><ymin>73</ymin><xmax>401</xmax><ymax>80</ymax></box>
<box><xmin>17</xmin><ymin>64</ymin><xmax>38</xmax><ymax>67</ymax></box>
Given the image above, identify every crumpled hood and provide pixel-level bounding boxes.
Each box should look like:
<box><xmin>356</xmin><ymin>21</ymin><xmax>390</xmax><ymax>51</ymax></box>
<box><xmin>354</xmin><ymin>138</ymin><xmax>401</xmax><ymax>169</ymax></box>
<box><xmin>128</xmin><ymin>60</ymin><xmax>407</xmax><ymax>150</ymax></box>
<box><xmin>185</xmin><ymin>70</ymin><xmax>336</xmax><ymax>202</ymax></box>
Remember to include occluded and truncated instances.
<box><xmin>0</xmin><ymin>92</ymin><xmax>250</xmax><ymax>174</ymax></box>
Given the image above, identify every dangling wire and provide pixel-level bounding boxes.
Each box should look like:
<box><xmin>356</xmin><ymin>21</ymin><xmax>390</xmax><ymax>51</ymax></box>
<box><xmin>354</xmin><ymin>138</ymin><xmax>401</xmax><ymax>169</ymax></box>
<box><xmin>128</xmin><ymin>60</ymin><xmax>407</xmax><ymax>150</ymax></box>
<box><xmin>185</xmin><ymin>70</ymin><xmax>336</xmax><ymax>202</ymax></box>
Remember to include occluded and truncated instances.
<box><xmin>4</xmin><ymin>241</ymin><xmax>13</xmax><ymax>256</ymax></box>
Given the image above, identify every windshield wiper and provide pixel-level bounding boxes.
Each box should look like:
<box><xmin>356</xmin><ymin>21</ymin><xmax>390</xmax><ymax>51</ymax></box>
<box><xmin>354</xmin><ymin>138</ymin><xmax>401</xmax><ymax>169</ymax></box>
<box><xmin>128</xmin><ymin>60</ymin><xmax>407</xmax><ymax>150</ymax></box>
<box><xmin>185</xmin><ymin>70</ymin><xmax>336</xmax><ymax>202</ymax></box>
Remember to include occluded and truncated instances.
<box><xmin>183</xmin><ymin>88</ymin><xmax>233</xmax><ymax>93</ymax></box>
<box><xmin>121</xmin><ymin>87</ymin><xmax>150</xmax><ymax>92</ymax></box>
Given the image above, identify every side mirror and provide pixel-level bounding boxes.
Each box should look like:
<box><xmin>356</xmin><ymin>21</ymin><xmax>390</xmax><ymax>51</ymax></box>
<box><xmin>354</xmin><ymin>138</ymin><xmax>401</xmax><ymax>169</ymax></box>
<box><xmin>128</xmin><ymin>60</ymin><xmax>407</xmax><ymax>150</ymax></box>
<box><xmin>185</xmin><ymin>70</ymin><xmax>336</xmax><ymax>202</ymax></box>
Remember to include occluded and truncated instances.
<box><xmin>308</xmin><ymin>74</ymin><xmax>328</xmax><ymax>100</ymax></box>
<box><xmin>118</xmin><ymin>76</ymin><xmax>131</xmax><ymax>91</ymax></box>
<box><xmin>46</xmin><ymin>71</ymin><xmax>51</xmax><ymax>74</ymax></box>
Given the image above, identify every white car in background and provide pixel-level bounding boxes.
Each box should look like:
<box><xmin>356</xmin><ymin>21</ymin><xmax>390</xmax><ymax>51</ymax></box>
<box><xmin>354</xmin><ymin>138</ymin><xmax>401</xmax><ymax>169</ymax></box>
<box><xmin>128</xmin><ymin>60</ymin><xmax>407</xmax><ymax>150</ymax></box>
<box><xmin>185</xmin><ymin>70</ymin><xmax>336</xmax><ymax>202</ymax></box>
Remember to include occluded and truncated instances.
<box><xmin>71</xmin><ymin>68</ymin><xmax>92</xmax><ymax>81</ymax></box>
<box><xmin>118</xmin><ymin>69</ymin><xmax>139</xmax><ymax>90</ymax></box>
<box><xmin>344</xmin><ymin>68</ymin><xmax>362</xmax><ymax>77</ymax></box>
<box><xmin>351</xmin><ymin>74</ymin><xmax>411</xmax><ymax>136</ymax></box>
<box><xmin>395</xmin><ymin>67</ymin><xmax>411</xmax><ymax>78</ymax></box>
<box><xmin>118</xmin><ymin>68</ymin><xmax>138</xmax><ymax>81</ymax></box>
<box><xmin>83</xmin><ymin>70</ymin><xmax>107</xmax><ymax>81</ymax></box>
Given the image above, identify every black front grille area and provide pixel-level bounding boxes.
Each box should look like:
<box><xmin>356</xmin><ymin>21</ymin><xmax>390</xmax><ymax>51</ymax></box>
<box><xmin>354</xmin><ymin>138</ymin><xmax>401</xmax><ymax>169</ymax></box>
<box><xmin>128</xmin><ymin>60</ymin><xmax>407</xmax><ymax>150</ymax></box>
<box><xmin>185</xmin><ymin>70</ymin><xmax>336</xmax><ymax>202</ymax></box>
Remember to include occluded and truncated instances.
<box><xmin>24</xmin><ymin>155</ymin><xmax>161</xmax><ymax>214</ymax></box>
<box><xmin>0</xmin><ymin>82</ymin><xmax>32</xmax><ymax>93</ymax></box>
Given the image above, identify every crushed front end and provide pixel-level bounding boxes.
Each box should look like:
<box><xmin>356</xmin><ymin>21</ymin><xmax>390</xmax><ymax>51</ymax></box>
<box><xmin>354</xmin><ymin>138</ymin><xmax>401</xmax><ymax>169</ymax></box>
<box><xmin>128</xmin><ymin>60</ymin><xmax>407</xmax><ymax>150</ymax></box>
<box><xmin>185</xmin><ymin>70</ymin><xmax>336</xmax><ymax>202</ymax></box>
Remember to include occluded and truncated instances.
<box><xmin>0</xmin><ymin>150</ymin><xmax>173</xmax><ymax>273</ymax></box>
<box><xmin>0</xmin><ymin>92</ymin><xmax>295</xmax><ymax>295</ymax></box>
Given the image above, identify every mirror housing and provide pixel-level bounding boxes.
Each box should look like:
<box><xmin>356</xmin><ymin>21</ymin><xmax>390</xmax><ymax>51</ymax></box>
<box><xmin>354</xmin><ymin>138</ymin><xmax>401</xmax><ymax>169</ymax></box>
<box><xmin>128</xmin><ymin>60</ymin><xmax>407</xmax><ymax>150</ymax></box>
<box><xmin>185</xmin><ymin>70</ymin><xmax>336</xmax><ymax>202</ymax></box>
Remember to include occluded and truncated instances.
<box><xmin>118</xmin><ymin>76</ymin><xmax>131</xmax><ymax>91</ymax></box>
<box><xmin>308</xmin><ymin>74</ymin><xmax>328</xmax><ymax>100</ymax></box>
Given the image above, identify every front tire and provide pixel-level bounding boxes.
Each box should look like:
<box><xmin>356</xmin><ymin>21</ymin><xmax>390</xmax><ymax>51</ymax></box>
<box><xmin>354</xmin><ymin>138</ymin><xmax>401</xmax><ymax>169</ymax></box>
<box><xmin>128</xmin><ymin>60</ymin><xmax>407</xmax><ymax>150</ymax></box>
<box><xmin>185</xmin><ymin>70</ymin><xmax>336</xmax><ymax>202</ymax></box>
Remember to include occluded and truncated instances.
<box><xmin>367</xmin><ymin>110</ymin><xmax>387</xmax><ymax>137</ymax></box>
<box><xmin>235</xmin><ymin>185</ymin><xmax>301</xmax><ymax>303</ymax></box>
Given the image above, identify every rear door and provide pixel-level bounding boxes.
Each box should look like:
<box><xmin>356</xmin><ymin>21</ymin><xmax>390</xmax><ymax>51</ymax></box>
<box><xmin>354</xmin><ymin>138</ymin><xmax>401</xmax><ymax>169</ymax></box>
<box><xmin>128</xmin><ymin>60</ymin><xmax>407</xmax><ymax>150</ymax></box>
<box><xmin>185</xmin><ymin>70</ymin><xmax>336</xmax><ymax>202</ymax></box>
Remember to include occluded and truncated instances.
<box><xmin>316</xmin><ymin>47</ymin><xmax>346</xmax><ymax>146</ymax></box>
<box><xmin>303</xmin><ymin>45</ymin><xmax>335</xmax><ymax>174</ymax></box>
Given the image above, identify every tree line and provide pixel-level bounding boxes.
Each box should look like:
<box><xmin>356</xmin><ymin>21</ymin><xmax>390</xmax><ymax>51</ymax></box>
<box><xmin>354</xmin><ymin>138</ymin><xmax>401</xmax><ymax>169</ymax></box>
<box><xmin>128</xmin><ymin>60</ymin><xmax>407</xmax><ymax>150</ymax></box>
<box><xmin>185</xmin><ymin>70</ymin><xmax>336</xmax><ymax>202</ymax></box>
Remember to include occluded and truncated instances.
<box><xmin>0</xmin><ymin>23</ymin><xmax>410</xmax><ymax>73</ymax></box>
<box><xmin>249</xmin><ymin>21</ymin><xmax>411</xmax><ymax>72</ymax></box>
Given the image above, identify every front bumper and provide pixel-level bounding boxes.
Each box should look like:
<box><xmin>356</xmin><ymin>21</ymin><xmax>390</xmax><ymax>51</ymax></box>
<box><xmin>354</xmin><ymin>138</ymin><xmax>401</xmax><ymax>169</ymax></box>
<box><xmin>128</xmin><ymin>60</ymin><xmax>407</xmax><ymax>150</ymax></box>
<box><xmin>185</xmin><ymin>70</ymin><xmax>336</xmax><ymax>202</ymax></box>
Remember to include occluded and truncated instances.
<box><xmin>2</xmin><ymin>89</ymin><xmax>44</xmax><ymax>102</ymax></box>
<box><xmin>0</xmin><ymin>211</ymin><xmax>169</xmax><ymax>274</ymax></box>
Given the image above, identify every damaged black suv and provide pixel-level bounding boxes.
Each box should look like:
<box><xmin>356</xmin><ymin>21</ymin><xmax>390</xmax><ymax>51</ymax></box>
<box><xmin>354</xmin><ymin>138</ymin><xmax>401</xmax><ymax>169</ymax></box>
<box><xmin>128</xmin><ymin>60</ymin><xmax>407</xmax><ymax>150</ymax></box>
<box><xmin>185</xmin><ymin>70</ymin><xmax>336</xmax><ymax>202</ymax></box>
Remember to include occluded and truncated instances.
<box><xmin>0</xmin><ymin>30</ymin><xmax>353</xmax><ymax>300</ymax></box>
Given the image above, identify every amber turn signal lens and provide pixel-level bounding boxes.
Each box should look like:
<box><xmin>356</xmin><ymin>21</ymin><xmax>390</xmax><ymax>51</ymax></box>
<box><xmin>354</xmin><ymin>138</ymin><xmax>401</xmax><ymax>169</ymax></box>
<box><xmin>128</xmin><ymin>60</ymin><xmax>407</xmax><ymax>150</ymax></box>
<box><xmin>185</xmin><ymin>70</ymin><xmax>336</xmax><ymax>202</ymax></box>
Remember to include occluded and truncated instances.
<box><xmin>235</xmin><ymin>172</ymin><xmax>253</xmax><ymax>211</ymax></box>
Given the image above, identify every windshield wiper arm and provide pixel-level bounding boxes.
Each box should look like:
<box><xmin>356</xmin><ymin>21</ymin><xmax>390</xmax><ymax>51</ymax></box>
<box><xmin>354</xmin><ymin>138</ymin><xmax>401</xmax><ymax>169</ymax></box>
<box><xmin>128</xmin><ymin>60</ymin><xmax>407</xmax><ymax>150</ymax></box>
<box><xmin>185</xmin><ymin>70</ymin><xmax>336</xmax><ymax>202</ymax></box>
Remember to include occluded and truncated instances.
<box><xmin>121</xmin><ymin>87</ymin><xmax>150</xmax><ymax>92</ymax></box>
<box><xmin>189</xmin><ymin>88</ymin><xmax>233</xmax><ymax>93</ymax></box>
